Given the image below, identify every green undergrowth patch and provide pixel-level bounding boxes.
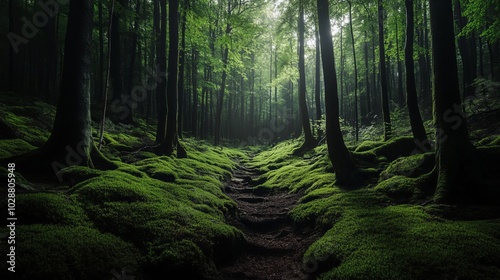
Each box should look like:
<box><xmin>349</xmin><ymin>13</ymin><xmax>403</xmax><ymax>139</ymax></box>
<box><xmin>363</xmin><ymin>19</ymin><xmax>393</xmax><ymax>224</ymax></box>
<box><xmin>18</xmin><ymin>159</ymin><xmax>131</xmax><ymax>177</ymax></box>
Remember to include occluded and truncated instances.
<box><xmin>303</xmin><ymin>204</ymin><xmax>500</xmax><ymax>280</ymax></box>
<box><xmin>0</xmin><ymin>139</ymin><xmax>36</xmax><ymax>159</ymax></box>
<box><xmin>0</xmin><ymin>92</ymin><xmax>55</xmax><ymax>146</ymax></box>
<box><xmin>249</xmin><ymin>140</ymin><xmax>335</xmax><ymax>193</ymax></box>
<box><xmin>250</xmin><ymin>137</ymin><xmax>500</xmax><ymax>279</ymax></box>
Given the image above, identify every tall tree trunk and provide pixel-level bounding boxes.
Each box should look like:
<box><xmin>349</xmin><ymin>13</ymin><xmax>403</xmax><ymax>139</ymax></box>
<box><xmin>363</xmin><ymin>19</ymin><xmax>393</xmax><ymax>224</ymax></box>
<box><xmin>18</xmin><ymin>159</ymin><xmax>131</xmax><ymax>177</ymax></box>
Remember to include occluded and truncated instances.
<box><xmin>214</xmin><ymin>1</ymin><xmax>231</xmax><ymax>146</ymax></box>
<box><xmin>178</xmin><ymin>1</ymin><xmax>187</xmax><ymax>139</ymax></box>
<box><xmin>429</xmin><ymin>0</ymin><xmax>474</xmax><ymax>203</ymax></box>
<box><xmin>317</xmin><ymin>0</ymin><xmax>357</xmax><ymax>185</ymax></box>
<box><xmin>294</xmin><ymin>2</ymin><xmax>316</xmax><ymax>154</ymax></box>
<box><xmin>454</xmin><ymin>1</ymin><xmax>476</xmax><ymax>104</ymax></box>
<box><xmin>192</xmin><ymin>49</ymin><xmax>199</xmax><ymax>137</ymax></box>
<box><xmin>363</xmin><ymin>30</ymin><xmax>371</xmax><ymax>123</ymax></box>
<box><xmin>395</xmin><ymin>17</ymin><xmax>405</xmax><ymax>108</ymax></box>
<box><xmin>315</xmin><ymin>28</ymin><xmax>323</xmax><ymax>139</ymax></box>
<box><xmin>160</xmin><ymin>0</ymin><xmax>184</xmax><ymax>156</ymax></box>
<box><xmin>378</xmin><ymin>0</ymin><xmax>392</xmax><ymax>140</ymax></box>
<box><xmin>348</xmin><ymin>0</ymin><xmax>359</xmax><ymax>142</ymax></box>
<box><xmin>110</xmin><ymin>0</ymin><xmax>133</xmax><ymax>124</ymax></box>
<box><xmin>155</xmin><ymin>0</ymin><xmax>167</xmax><ymax>143</ymax></box>
<box><xmin>405</xmin><ymin>0</ymin><xmax>430</xmax><ymax>152</ymax></box>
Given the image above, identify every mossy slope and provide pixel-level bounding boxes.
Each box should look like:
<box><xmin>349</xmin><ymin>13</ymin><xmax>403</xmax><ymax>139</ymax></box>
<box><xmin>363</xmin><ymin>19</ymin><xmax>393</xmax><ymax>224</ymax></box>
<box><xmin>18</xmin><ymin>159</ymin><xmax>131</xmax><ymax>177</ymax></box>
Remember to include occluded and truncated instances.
<box><xmin>249</xmin><ymin>138</ymin><xmax>500</xmax><ymax>279</ymax></box>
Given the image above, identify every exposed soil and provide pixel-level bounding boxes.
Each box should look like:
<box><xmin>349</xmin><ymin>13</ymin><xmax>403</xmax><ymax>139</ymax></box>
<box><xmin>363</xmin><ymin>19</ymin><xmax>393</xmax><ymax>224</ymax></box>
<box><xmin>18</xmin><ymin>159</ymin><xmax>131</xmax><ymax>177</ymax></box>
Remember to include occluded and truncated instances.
<box><xmin>218</xmin><ymin>163</ymin><xmax>320</xmax><ymax>280</ymax></box>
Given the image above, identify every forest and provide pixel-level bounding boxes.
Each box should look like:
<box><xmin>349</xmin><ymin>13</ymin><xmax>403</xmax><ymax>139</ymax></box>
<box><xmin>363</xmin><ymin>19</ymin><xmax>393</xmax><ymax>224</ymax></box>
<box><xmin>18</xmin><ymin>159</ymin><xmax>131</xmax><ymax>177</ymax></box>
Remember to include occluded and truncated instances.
<box><xmin>1</xmin><ymin>0</ymin><xmax>500</xmax><ymax>279</ymax></box>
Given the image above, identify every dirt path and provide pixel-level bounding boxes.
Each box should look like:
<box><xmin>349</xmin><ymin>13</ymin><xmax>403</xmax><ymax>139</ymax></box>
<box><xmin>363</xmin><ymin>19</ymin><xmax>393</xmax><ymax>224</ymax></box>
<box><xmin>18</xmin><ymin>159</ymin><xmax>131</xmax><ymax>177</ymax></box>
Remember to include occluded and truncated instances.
<box><xmin>218</xmin><ymin>163</ymin><xmax>320</xmax><ymax>280</ymax></box>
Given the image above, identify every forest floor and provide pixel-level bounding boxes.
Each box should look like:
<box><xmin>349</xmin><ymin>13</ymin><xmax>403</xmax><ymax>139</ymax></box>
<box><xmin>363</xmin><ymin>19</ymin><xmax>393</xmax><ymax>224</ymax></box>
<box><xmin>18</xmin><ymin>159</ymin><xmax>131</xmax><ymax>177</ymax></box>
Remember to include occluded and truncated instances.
<box><xmin>219</xmin><ymin>161</ymin><xmax>320</xmax><ymax>279</ymax></box>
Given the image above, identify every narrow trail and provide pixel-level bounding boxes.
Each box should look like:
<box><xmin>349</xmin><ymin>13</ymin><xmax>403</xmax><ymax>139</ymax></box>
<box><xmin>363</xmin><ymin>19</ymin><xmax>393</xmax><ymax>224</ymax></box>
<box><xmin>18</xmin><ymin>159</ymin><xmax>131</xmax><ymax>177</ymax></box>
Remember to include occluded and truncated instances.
<box><xmin>219</xmin><ymin>162</ymin><xmax>320</xmax><ymax>280</ymax></box>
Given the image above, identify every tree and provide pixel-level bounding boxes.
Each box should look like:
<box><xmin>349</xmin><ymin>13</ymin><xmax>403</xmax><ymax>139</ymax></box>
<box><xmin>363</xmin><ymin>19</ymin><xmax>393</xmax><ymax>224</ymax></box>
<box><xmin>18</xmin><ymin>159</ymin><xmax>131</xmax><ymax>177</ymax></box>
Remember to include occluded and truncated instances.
<box><xmin>159</xmin><ymin>0</ymin><xmax>186</xmax><ymax>157</ymax></box>
<box><xmin>294</xmin><ymin>1</ymin><xmax>316</xmax><ymax>155</ymax></box>
<box><xmin>316</xmin><ymin>0</ymin><xmax>357</xmax><ymax>185</ymax></box>
<box><xmin>2</xmin><ymin>0</ymin><xmax>114</xmax><ymax>178</ymax></box>
<box><xmin>405</xmin><ymin>0</ymin><xmax>429</xmax><ymax>152</ymax></box>
<box><xmin>429</xmin><ymin>0</ymin><xmax>475</xmax><ymax>203</ymax></box>
<box><xmin>109</xmin><ymin>0</ymin><xmax>133</xmax><ymax>124</ymax></box>
<box><xmin>156</xmin><ymin>0</ymin><xmax>167</xmax><ymax>143</ymax></box>
<box><xmin>378</xmin><ymin>0</ymin><xmax>391</xmax><ymax>140</ymax></box>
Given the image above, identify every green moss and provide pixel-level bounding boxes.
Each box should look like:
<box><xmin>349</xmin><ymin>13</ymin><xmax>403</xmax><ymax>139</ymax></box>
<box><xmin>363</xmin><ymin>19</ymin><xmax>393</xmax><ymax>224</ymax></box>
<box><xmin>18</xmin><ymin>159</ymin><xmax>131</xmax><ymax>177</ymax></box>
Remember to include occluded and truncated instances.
<box><xmin>0</xmin><ymin>93</ymin><xmax>55</xmax><ymax>145</ymax></box>
<box><xmin>374</xmin><ymin>176</ymin><xmax>419</xmax><ymax>200</ymax></box>
<box><xmin>304</xmin><ymin>205</ymin><xmax>500</xmax><ymax>280</ymax></box>
<box><xmin>0</xmin><ymin>225</ymin><xmax>140</xmax><ymax>280</ymax></box>
<box><xmin>16</xmin><ymin>193</ymin><xmax>91</xmax><ymax>226</ymax></box>
<box><xmin>56</xmin><ymin>166</ymin><xmax>104</xmax><ymax>186</ymax></box>
<box><xmin>380</xmin><ymin>152</ymin><xmax>435</xmax><ymax>180</ymax></box>
<box><xmin>0</xmin><ymin>139</ymin><xmax>36</xmax><ymax>158</ymax></box>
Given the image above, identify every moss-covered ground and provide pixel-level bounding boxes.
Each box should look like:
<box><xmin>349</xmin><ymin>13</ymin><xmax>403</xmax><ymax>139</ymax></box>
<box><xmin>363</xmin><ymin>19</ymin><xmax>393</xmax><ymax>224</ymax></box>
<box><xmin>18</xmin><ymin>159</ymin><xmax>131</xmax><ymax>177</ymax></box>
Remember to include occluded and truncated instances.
<box><xmin>0</xmin><ymin>93</ymin><xmax>247</xmax><ymax>279</ymax></box>
<box><xmin>248</xmin><ymin>136</ymin><xmax>500</xmax><ymax>279</ymax></box>
<box><xmin>1</xmin><ymin>92</ymin><xmax>499</xmax><ymax>279</ymax></box>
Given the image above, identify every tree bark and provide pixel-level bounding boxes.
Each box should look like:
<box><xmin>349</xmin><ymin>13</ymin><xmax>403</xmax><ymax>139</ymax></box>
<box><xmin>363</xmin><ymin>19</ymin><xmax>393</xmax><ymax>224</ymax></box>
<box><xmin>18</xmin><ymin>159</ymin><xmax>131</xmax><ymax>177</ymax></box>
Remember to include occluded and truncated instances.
<box><xmin>348</xmin><ymin>0</ymin><xmax>359</xmax><ymax>142</ymax></box>
<box><xmin>378</xmin><ymin>0</ymin><xmax>392</xmax><ymax>140</ymax></box>
<box><xmin>159</xmin><ymin>0</ymin><xmax>183</xmax><ymax>156</ymax></box>
<box><xmin>429</xmin><ymin>0</ymin><xmax>474</xmax><ymax>203</ymax></box>
<box><xmin>294</xmin><ymin>2</ymin><xmax>316</xmax><ymax>154</ymax></box>
<box><xmin>405</xmin><ymin>0</ymin><xmax>430</xmax><ymax>152</ymax></box>
<box><xmin>315</xmin><ymin>28</ymin><xmax>323</xmax><ymax>139</ymax></box>
<box><xmin>155</xmin><ymin>0</ymin><xmax>167</xmax><ymax>143</ymax></box>
<box><xmin>316</xmin><ymin>0</ymin><xmax>357</xmax><ymax>185</ymax></box>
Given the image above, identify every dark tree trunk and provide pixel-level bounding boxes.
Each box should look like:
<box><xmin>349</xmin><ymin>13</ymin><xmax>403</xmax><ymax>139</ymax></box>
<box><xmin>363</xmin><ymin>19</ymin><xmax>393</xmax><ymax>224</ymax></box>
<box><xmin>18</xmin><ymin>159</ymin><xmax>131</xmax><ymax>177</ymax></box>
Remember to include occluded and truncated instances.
<box><xmin>378</xmin><ymin>0</ymin><xmax>392</xmax><ymax>140</ymax></box>
<box><xmin>454</xmin><ymin>1</ymin><xmax>476</xmax><ymax>103</ymax></box>
<box><xmin>155</xmin><ymin>0</ymin><xmax>167</xmax><ymax>143</ymax></box>
<box><xmin>178</xmin><ymin>1</ymin><xmax>187</xmax><ymax>139</ymax></box>
<box><xmin>405</xmin><ymin>0</ymin><xmax>430</xmax><ymax>152</ymax></box>
<box><xmin>192</xmin><ymin>49</ymin><xmax>199</xmax><ymax>137</ymax></box>
<box><xmin>3</xmin><ymin>0</ymin><xmax>117</xmax><ymax>179</ymax></box>
<box><xmin>159</xmin><ymin>0</ymin><xmax>184</xmax><ymax>156</ymax></box>
<box><xmin>294</xmin><ymin>2</ymin><xmax>316</xmax><ymax>154</ymax></box>
<box><xmin>363</xmin><ymin>30</ymin><xmax>371</xmax><ymax>123</ymax></box>
<box><xmin>110</xmin><ymin>0</ymin><xmax>133</xmax><ymax>124</ymax></box>
<box><xmin>348</xmin><ymin>0</ymin><xmax>359</xmax><ymax>142</ymax></box>
<box><xmin>315</xmin><ymin>28</ymin><xmax>323</xmax><ymax>139</ymax></box>
<box><xmin>429</xmin><ymin>0</ymin><xmax>474</xmax><ymax>203</ymax></box>
<box><xmin>395</xmin><ymin>18</ymin><xmax>405</xmax><ymax>108</ymax></box>
<box><xmin>316</xmin><ymin>0</ymin><xmax>357</xmax><ymax>185</ymax></box>
<box><xmin>214</xmin><ymin>2</ymin><xmax>231</xmax><ymax>146</ymax></box>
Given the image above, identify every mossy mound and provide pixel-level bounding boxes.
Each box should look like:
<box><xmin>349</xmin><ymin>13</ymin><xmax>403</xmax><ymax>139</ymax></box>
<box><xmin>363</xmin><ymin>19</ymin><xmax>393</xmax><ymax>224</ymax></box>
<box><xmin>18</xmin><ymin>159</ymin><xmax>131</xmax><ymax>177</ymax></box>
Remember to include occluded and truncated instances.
<box><xmin>380</xmin><ymin>152</ymin><xmax>435</xmax><ymax>180</ymax></box>
<box><xmin>0</xmin><ymin>139</ymin><xmax>36</xmax><ymax>158</ymax></box>
<box><xmin>249</xmin><ymin>140</ymin><xmax>335</xmax><ymax>193</ymax></box>
<box><xmin>303</xmin><ymin>204</ymin><xmax>500</xmax><ymax>280</ymax></box>
<box><xmin>0</xmin><ymin>92</ymin><xmax>55</xmax><ymax>145</ymax></box>
<box><xmin>0</xmin><ymin>225</ymin><xmax>141</xmax><ymax>280</ymax></box>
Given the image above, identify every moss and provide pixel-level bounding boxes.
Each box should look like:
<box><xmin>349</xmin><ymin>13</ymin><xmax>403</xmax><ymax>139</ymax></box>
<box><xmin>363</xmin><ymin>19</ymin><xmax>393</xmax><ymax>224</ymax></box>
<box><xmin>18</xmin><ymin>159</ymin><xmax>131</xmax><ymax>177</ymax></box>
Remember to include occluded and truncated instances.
<box><xmin>374</xmin><ymin>176</ymin><xmax>420</xmax><ymax>200</ymax></box>
<box><xmin>0</xmin><ymin>93</ymin><xmax>55</xmax><ymax>145</ymax></box>
<box><xmin>0</xmin><ymin>139</ymin><xmax>36</xmax><ymax>158</ymax></box>
<box><xmin>0</xmin><ymin>225</ymin><xmax>140</xmax><ymax>280</ymax></box>
<box><xmin>16</xmin><ymin>193</ymin><xmax>92</xmax><ymax>226</ymax></box>
<box><xmin>56</xmin><ymin>166</ymin><xmax>104</xmax><ymax>186</ymax></box>
<box><xmin>304</xmin><ymin>205</ymin><xmax>500</xmax><ymax>280</ymax></box>
<box><xmin>380</xmin><ymin>152</ymin><xmax>435</xmax><ymax>180</ymax></box>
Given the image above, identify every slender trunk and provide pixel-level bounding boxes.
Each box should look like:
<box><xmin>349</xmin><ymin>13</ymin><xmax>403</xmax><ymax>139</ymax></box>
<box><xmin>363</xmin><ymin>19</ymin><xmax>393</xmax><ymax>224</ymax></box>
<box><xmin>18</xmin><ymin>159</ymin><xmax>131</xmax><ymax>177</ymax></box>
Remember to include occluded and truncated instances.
<box><xmin>317</xmin><ymin>0</ymin><xmax>357</xmax><ymax>185</ymax></box>
<box><xmin>378</xmin><ymin>0</ymin><xmax>391</xmax><ymax>140</ymax></box>
<box><xmin>315</xmin><ymin>28</ymin><xmax>323</xmax><ymax>138</ymax></box>
<box><xmin>348</xmin><ymin>1</ymin><xmax>359</xmax><ymax>142</ymax></box>
<box><xmin>405</xmin><ymin>0</ymin><xmax>429</xmax><ymax>152</ymax></box>
<box><xmin>364</xmin><ymin>30</ymin><xmax>371</xmax><ymax>123</ymax></box>
<box><xmin>155</xmin><ymin>0</ymin><xmax>167</xmax><ymax>143</ymax></box>
<box><xmin>160</xmin><ymin>0</ymin><xmax>181</xmax><ymax>156</ymax></box>
<box><xmin>192</xmin><ymin>49</ymin><xmax>199</xmax><ymax>137</ymax></box>
<box><xmin>214</xmin><ymin>1</ymin><xmax>231</xmax><ymax>146</ymax></box>
<box><xmin>295</xmin><ymin>2</ymin><xmax>316</xmax><ymax>154</ymax></box>
<box><xmin>178</xmin><ymin>2</ymin><xmax>187</xmax><ymax>139</ymax></box>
